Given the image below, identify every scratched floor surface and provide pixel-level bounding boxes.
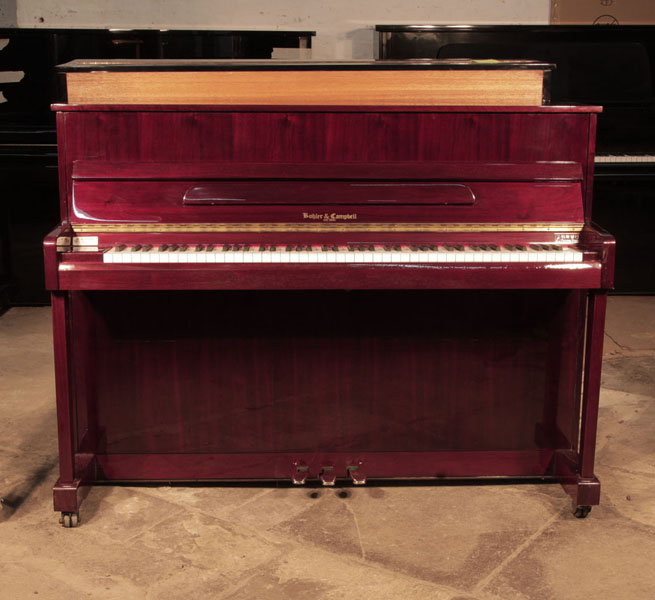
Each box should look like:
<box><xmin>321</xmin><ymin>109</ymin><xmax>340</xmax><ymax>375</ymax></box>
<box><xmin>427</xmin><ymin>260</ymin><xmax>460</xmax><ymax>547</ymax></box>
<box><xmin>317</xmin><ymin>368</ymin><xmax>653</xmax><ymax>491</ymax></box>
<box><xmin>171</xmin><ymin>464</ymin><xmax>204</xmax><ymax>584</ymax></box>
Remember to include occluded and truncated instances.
<box><xmin>1</xmin><ymin>297</ymin><xmax>654</xmax><ymax>600</ymax></box>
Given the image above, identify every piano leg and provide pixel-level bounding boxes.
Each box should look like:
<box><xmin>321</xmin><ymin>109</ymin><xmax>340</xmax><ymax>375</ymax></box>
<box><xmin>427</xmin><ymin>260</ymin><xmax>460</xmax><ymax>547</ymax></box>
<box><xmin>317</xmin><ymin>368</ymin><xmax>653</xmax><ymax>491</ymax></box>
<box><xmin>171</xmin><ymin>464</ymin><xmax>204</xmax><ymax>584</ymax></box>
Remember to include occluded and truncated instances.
<box><xmin>51</xmin><ymin>291</ymin><xmax>88</xmax><ymax>526</ymax></box>
<box><xmin>556</xmin><ymin>291</ymin><xmax>607</xmax><ymax>517</ymax></box>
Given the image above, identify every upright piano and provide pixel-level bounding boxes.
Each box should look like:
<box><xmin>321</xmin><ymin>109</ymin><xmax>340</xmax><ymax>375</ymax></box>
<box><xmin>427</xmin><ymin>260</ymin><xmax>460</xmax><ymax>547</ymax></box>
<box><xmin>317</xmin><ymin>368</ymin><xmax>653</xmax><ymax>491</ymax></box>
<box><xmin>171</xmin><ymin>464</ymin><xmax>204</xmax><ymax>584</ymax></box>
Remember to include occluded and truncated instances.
<box><xmin>45</xmin><ymin>59</ymin><xmax>614</xmax><ymax>527</ymax></box>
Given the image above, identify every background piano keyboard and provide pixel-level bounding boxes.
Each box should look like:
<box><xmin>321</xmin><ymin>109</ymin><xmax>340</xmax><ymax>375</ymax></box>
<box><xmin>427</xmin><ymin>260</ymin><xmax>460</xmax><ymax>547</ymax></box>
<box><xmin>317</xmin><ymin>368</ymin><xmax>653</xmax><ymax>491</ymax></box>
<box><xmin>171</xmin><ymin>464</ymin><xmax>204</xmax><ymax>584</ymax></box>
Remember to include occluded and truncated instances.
<box><xmin>595</xmin><ymin>154</ymin><xmax>655</xmax><ymax>164</ymax></box>
<box><xmin>103</xmin><ymin>243</ymin><xmax>583</xmax><ymax>264</ymax></box>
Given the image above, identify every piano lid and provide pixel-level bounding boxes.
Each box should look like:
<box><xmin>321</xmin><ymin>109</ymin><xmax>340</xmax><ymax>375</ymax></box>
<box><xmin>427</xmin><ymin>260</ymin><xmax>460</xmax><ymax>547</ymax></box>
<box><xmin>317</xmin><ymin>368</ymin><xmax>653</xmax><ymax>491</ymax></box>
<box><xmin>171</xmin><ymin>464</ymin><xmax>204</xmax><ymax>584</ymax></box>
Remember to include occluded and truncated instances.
<box><xmin>57</xmin><ymin>58</ymin><xmax>554</xmax><ymax>72</ymax></box>
<box><xmin>58</xmin><ymin>58</ymin><xmax>554</xmax><ymax>107</ymax></box>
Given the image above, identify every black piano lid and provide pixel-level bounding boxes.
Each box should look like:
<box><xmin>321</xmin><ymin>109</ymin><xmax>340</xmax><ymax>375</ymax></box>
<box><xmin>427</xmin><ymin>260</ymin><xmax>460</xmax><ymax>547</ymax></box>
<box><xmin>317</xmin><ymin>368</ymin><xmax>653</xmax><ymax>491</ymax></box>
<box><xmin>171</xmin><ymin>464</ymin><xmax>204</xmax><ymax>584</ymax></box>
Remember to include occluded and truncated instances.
<box><xmin>57</xmin><ymin>58</ymin><xmax>554</xmax><ymax>72</ymax></box>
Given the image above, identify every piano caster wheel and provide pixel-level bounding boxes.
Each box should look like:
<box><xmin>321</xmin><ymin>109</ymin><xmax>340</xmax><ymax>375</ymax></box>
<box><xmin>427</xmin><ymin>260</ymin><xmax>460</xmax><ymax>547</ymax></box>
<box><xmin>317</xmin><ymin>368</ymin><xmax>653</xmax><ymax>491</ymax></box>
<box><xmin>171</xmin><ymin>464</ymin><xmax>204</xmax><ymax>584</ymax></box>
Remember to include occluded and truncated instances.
<box><xmin>573</xmin><ymin>506</ymin><xmax>591</xmax><ymax>519</ymax></box>
<box><xmin>60</xmin><ymin>512</ymin><xmax>79</xmax><ymax>528</ymax></box>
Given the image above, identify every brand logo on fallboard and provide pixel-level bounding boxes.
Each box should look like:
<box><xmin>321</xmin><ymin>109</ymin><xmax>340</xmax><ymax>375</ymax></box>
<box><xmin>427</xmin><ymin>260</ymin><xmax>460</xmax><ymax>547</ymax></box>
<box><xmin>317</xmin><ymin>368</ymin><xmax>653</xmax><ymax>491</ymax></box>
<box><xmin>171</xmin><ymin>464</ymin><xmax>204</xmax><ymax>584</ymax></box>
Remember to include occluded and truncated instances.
<box><xmin>302</xmin><ymin>212</ymin><xmax>358</xmax><ymax>222</ymax></box>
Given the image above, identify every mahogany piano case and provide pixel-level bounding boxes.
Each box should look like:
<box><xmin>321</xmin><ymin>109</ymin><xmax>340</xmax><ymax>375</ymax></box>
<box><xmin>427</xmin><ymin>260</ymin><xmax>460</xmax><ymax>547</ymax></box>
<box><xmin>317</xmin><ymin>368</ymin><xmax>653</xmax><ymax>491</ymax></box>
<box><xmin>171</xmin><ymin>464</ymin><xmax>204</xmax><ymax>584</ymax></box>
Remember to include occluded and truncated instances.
<box><xmin>44</xmin><ymin>60</ymin><xmax>614</xmax><ymax>527</ymax></box>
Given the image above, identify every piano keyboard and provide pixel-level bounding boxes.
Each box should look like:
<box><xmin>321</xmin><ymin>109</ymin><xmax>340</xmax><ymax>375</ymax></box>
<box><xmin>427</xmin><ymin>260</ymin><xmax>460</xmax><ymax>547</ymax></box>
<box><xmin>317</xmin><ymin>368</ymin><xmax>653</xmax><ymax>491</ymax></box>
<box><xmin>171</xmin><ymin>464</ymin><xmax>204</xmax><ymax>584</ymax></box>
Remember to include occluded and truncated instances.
<box><xmin>103</xmin><ymin>243</ymin><xmax>583</xmax><ymax>264</ymax></box>
<box><xmin>595</xmin><ymin>154</ymin><xmax>655</xmax><ymax>164</ymax></box>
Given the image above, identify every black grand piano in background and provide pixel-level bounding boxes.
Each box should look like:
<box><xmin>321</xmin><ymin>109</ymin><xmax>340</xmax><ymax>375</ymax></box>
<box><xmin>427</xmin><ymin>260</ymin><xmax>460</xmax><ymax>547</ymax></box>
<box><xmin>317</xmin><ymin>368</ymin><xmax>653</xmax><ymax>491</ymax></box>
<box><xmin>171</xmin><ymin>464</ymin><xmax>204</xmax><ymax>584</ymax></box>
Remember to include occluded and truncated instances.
<box><xmin>377</xmin><ymin>24</ymin><xmax>655</xmax><ymax>294</ymax></box>
<box><xmin>0</xmin><ymin>28</ymin><xmax>314</xmax><ymax>312</ymax></box>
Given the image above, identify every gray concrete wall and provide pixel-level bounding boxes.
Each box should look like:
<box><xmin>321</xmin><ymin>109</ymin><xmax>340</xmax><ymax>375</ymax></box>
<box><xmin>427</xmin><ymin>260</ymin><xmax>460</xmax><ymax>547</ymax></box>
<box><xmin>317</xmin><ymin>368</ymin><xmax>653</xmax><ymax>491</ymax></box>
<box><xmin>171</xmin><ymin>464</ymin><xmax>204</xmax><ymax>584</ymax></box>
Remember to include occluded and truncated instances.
<box><xmin>2</xmin><ymin>0</ymin><xmax>550</xmax><ymax>58</ymax></box>
<box><xmin>0</xmin><ymin>0</ymin><xmax>17</xmax><ymax>27</ymax></box>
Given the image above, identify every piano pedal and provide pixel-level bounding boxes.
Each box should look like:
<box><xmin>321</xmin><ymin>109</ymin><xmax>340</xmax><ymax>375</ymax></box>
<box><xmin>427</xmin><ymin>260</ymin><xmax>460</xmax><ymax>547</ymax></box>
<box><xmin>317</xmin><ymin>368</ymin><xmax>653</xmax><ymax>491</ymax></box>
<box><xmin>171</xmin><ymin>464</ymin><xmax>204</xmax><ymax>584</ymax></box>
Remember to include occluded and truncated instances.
<box><xmin>347</xmin><ymin>463</ymin><xmax>366</xmax><ymax>485</ymax></box>
<box><xmin>319</xmin><ymin>466</ymin><xmax>337</xmax><ymax>486</ymax></box>
<box><xmin>291</xmin><ymin>463</ymin><xmax>309</xmax><ymax>485</ymax></box>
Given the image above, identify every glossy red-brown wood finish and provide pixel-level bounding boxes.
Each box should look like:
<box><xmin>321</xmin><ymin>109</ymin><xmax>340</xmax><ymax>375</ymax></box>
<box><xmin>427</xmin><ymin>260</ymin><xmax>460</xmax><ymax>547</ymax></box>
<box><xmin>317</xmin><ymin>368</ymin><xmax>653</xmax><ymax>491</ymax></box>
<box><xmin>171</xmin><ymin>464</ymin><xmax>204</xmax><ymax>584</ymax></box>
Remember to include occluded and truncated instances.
<box><xmin>72</xmin><ymin>160</ymin><xmax>584</xmax><ymax>181</ymax></box>
<box><xmin>48</xmin><ymin>102</ymin><xmax>613</xmax><ymax>519</ymax></box>
<box><xmin>70</xmin><ymin>180</ymin><xmax>583</xmax><ymax>225</ymax></box>
<box><xmin>55</xmin><ymin>261</ymin><xmax>602</xmax><ymax>291</ymax></box>
<box><xmin>95</xmin><ymin>450</ymin><xmax>555</xmax><ymax>481</ymax></box>
<box><xmin>71</xmin><ymin>290</ymin><xmax>578</xmax><ymax>453</ymax></box>
<box><xmin>57</xmin><ymin>108</ymin><xmax>596</xmax><ymax>223</ymax></box>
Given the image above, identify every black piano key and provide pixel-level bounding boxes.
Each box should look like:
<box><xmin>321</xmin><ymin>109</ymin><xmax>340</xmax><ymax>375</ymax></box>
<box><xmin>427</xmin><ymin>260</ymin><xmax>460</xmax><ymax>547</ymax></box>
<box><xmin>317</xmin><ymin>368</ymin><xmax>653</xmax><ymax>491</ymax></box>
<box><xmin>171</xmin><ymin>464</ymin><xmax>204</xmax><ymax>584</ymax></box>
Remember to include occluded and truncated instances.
<box><xmin>259</xmin><ymin>244</ymin><xmax>266</xmax><ymax>252</ymax></box>
<box><xmin>243</xmin><ymin>244</ymin><xmax>250</xmax><ymax>251</ymax></box>
<box><xmin>478</xmin><ymin>244</ymin><xmax>488</xmax><ymax>250</ymax></box>
<box><xmin>116</xmin><ymin>244</ymin><xmax>126</xmax><ymax>252</ymax></box>
<box><xmin>530</xmin><ymin>244</ymin><xmax>542</xmax><ymax>251</ymax></box>
<box><xmin>470</xmin><ymin>244</ymin><xmax>480</xmax><ymax>251</ymax></box>
<box><xmin>159</xmin><ymin>244</ymin><xmax>169</xmax><ymax>252</ymax></box>
<box><xmin>504</xmin><ymin>244</ymin><xmax>516</xmax><ymax>251</ymax></box>
<box><xmin>206</xmin><ymin>244</ymin><xmax>214</xmax><ymax>251</ymax></box>
<box><xmin>444</xmin><ymin>244</ymin><xmax>455</xmax><ymax>251</ymax></box>
<box><xmin>169</xmin><ymin>244</ymin><xmax>179</xmax><ymax>251</ymax></box>
<box><xmin>179</xmin><ymin>244</ymin><xmax>188</xmax><ymax>252</ymax></box>
<box><xmin>286</xmin><ymin>245</ymin><xmax>293</xmax><ymax>252</ymax></box>
<box><xmin>515</xmin><ymin>244</ymin><xmax>526</xmax><ymax>251</ymax></box>
<box><xmin>409</xmin><ymin>244</ymin><xmax>418</xmax><ymax>251</ymax></box>
<box><xmin>142</xmin><ymin>244</ymin><xmax>153</xmax><ymax>252</ymax></box>
<box><xmin>331</xmin><ymin>244</ymin><xmax>338</xmax><ymax>251</ymax></box>
<box><xmin>132</xmin><ymin>244</ymin><xmax>142</xmax><ymax>252</ymax></box>
<box><xmin>347</xmin><ymin>244</ymin><xmax>355</xmax><ymax>252</ymax></box>
<box><xmin>195</xmin><ymin>244</ymin><xmax>204</xmax><ymax>252</ymax></box>
<box><xmin>233</xmin><ymin>244</ymin><xmax>241</xmax><ymax>251</ymax></box>
<box><xmin>454</xmin><ymin>244</ymin><xmax>464</xmax><ymax>251</ymax></box>
<box><xmin>269</xmin><ymin>245</ymin><xmax>276</xmax><ymax>252</ymax></box>
<box><xmin>383</xmin><ymin>244</ymin><xmax>392</xmax><ymax>251</ymax></box>
<box><xmin>551</xmin><ymin>244</ymin><xmax>563</xmax><ymax>251</ymax></box>
<box><xmin>393</xmin><ymin>244</ymin><xmax>401</xmax><ymax>251</ymax></box>
<box><xmin>295</xmin><ymin>245</ymin><xmax>303</xmax><ymax>252</ymax></box>
<box><xmin>223</xmin><ymin>244</ymin><xmax>231</xmax><ymax>251</ymax></box>
<box><xmin>488</xmin><ymin>244</ymin><xmax>500</xmax><ymax>251</ymax></box>
<box><xmin>322</xmin><ymin>244</ymin><xmax>329</xmax><ymax>251</ymax></box>
<box><xmin>306</xmin><ymin>245</ymin><xmax>312</xmax><ymax>251</ymax></box>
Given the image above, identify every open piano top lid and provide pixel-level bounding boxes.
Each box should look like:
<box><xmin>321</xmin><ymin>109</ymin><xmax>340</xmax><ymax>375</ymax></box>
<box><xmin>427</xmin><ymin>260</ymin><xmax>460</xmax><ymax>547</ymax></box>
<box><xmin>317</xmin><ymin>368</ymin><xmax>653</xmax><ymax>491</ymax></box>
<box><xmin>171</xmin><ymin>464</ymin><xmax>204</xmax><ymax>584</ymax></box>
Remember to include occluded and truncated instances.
<box><xmin>58</xmin><ymin>58</ymin><xmax>554</xmax><ymax>106</ymax></box>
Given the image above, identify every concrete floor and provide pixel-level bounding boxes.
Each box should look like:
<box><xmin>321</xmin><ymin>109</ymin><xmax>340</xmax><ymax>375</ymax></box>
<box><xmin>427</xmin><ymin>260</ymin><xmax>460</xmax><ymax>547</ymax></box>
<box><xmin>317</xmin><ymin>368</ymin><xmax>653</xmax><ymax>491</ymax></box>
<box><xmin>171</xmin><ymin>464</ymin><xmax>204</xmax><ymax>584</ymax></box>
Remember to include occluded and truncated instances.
<box><xmin>1</xmin><ymin>297</ymin><xmax>654</xmax><ymax>599</ymax></box>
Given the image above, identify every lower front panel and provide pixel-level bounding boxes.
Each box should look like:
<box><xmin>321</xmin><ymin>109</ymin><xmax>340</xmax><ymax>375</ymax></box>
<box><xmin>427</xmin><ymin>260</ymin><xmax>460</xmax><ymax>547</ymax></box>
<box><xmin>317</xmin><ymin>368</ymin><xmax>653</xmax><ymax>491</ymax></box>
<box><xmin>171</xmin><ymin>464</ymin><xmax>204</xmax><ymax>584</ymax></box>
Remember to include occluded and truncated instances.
<box><xmin>68</xmin><ymin>289</ymin><xmax>584</xmax><ymax>480</ymax></box>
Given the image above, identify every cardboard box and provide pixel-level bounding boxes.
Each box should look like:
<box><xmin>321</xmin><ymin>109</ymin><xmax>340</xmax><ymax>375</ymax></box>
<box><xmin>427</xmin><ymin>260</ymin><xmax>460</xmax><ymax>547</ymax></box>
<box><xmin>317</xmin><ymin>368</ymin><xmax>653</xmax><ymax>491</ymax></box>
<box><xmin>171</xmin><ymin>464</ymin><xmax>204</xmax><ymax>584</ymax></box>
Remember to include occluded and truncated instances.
<box><xmin>551</xmin><ymin>0</ymin><xmax>655</xmax><ymax>25</ymax></box>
